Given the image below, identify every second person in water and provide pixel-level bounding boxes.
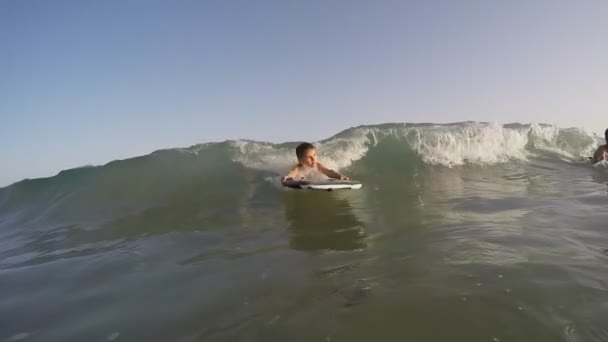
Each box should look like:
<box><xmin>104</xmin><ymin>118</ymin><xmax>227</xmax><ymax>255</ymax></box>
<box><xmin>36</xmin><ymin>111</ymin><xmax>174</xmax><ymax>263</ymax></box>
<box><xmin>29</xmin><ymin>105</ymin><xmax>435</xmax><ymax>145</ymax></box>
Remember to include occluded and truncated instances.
<box><xmin>592</xmin><ymin>129</ymin><xmax>608</xmax><ymax>164</ymax></box>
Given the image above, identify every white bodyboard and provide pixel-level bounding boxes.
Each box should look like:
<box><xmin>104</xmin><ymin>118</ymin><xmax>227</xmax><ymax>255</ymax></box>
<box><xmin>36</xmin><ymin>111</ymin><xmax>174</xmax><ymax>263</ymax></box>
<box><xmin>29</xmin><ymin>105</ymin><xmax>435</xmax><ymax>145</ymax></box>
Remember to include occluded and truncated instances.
<box><xmin>284</xmin><ymin>179</ymin><xmax>362</xmax><ymax>190</ymax></box>
<box><xmin>593</xmin><ymin>160</ymin><xmax>608</xmax><ymax>169</ymax></box>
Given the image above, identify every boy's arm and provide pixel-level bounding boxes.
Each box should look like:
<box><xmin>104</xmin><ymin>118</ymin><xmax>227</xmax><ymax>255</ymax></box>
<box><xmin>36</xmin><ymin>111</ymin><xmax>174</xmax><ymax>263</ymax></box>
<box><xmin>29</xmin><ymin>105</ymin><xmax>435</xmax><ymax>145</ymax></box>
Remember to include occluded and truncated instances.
<box><xmin>281</xmin><ymin>165</ymin><xmax>300</xmax><ymax>184</ymax></box>
<box><xmin>592</xmin><ymin>146</ymin><xmax>607</xmax><ymax>164</ymax></box>
<box><xmin>317</xmin><ymin>163</ymin><xmax>350</xmax><ymax>180</ymax></box>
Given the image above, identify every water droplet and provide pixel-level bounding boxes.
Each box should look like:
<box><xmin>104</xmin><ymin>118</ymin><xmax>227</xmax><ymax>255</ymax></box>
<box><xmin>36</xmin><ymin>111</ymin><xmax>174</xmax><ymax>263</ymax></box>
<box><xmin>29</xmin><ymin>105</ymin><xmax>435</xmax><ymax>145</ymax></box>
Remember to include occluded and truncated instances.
<box><xmin>564</xmin><ymin>325</ymin><xmax>577</xmax><ymax>340</ymax></box>
<box><xmin>518</xmin><ymin>306</ymin><xmax>523</xmax><ymax>311</ymax></box>
<box><xmin>476</xmin><ymin>283</ymin><xmax>483</xmax><ymax>286</ymax></box>
<box><xmin>505</xmin><ymin>289</ymin><xmax>511</xmax><ymax>293</ymax></box>
<box><xmin>108</xmin><ymin>332</ymin><xmax>120</xmax><ymax>341</ymax></box>
<box><xmin>7</xmin><ymin>333</ymin><xmax>30</xmax><ymax>341</ymax></box>
<box><xmin>462</xmin><ymin>297</ymin><xmax>468</xmax><ymax>301</ymax></box>
<box><xmin>266</xmin><ymin>315</ymin><xmax>280</xmax><ymax>326</ymax></box>
<box><xmin>498</xmin><ymin>275</ymin><xmax>503</xmax><ymax>278</ymax></box>
<box><xmin>492</xmin><ymin>338</ymin><xmax>500</xmax><ymax>342</ymax></box>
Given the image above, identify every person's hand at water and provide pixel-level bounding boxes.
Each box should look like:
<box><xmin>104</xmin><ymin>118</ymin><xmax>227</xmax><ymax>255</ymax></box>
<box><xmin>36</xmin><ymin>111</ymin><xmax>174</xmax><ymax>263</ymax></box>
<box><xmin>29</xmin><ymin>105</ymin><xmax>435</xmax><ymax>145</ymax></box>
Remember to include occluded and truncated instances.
<box><xmin>340</xmin><ymin>175</ymin><xmax>350</xmax><ymax>180</ymax></box>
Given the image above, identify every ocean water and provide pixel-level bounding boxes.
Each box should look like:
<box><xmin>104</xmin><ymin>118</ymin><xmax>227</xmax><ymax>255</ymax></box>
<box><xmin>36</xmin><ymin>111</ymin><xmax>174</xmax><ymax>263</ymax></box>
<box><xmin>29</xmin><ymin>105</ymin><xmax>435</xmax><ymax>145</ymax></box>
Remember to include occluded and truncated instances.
<box><xmin>2</xmin><ymin>122</ymin><xmax>608</xmax><ymax>342</ymax></box>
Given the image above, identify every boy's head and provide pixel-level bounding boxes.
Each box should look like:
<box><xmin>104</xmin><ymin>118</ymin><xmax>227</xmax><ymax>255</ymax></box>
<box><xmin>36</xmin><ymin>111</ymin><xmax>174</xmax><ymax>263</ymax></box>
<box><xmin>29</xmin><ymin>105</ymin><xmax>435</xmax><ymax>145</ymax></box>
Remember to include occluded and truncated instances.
<box><xmin>296</xmin><ymin>142</ymin><xmax>317</xmax><ymax>167</ymax></box>
<box><xmin>605</xmin><ymin>128</ymin><xmax>608</xmax><ymax>143</ymax></box>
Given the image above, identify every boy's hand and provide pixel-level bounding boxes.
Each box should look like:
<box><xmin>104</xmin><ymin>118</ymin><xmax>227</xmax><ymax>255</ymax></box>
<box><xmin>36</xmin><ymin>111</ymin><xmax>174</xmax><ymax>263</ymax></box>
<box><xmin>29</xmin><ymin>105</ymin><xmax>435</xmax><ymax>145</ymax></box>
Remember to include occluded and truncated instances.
<box><xmin>340</xmin><ymin>175</ymin><xmax>350</xmax><ymax>180</ymax></box>
<box><xmin>281</xmin><ymin>176</ymin><xmax>293</xmax><ymax>185</ymax></box>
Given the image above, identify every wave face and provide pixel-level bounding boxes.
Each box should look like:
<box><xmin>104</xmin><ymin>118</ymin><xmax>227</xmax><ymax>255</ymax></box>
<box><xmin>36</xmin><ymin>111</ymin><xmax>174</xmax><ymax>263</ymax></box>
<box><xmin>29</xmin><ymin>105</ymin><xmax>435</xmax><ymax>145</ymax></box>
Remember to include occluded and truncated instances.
<box><xmin>2</xmin><ymin>121</ymin><xmax>608</xmax><ymax>342</ymax></box>
<box><xmin>0</xmin><ymin>122</ymin><xmax>599</xmax><ymax>222</ymax></box>
<box><xmin>233</xmin><ymin>122</ymin><xmax>599</xmax><ymax>173</ymax></box>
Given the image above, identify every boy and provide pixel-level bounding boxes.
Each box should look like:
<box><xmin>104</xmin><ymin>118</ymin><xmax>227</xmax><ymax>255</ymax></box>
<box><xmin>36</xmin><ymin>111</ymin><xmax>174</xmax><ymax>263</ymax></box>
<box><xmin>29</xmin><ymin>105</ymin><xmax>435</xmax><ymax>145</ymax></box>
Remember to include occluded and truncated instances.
<box><xmin>592</xmin><ymin>128</ymin><xmax>608</xmax><ymax>164</ymax></box>
<box><xmin>281</xmin><ymin>142</ymin><xmax>350</xmax><ymax>185</ymax></box>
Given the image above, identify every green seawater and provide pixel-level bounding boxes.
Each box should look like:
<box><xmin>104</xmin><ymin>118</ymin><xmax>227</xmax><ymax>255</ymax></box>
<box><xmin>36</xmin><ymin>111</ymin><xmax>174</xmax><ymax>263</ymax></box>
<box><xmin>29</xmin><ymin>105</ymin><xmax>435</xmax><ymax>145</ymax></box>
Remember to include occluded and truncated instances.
<box><xmin>1</xmin><ymin>123</ymin><xmax>607</xmax><ymax>342</ymax></box>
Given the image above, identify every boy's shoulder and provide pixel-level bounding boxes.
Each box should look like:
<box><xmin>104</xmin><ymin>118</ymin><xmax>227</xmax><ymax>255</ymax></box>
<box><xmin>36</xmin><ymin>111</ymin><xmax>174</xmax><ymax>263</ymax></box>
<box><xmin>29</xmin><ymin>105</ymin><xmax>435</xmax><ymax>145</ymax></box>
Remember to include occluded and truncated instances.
<box><xmin>290</xmin><ymin>163</ymin><xmax>305</xmax><ymax>171</ymax></box>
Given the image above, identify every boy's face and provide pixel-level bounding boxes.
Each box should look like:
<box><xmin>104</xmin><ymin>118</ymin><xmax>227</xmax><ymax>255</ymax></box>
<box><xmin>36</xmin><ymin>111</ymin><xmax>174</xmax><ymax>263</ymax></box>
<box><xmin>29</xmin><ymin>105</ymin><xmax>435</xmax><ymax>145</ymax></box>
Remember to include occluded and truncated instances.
<box><xmin>298</xmin><ymin>148</ymin><xmax>317</xmax><ymax>167</ymax></box>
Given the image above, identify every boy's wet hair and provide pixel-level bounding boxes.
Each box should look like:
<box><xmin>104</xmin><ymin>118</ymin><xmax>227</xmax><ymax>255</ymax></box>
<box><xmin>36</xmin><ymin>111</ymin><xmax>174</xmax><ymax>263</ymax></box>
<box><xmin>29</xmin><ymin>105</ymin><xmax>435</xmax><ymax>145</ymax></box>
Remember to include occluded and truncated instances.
<box><xmin>296</xmin><ymin>142</ymin><xmax>315</xmax><ymax>160</ymax></box>
<box><xmin>605</xmin><ymin>128</ymin><xmax>608</xmax><ymax>143</ymax></box>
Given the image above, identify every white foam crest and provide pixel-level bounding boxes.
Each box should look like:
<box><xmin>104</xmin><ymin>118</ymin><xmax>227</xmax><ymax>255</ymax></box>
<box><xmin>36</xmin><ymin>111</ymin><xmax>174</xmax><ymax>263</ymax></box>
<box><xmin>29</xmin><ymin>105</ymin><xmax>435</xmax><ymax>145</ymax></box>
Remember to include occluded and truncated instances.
<box><xmin>316</xmin><ymin>127</ymin><xmax>375</xmax><ymax>172</ymax></box>
<box><xmin>231</xmin><ymin>122</ymin><xmax>599</xmax><ymax>172</ymax></box>
<box><xmin>402</xmin><ymin>123</ymin><xmax>599</xmax><ymax>166</ymax></box>
<box><xmin>406</xmin><ymin>122</ymin><xmax>530</xmax><ymax>166</ymax></box>
<box><xmin>231</xmin><ymin>128</ymin><xmax>374</xmax><ymax>175</ymax></box>
<box><xmin>231</xmin><ymin>141</ymin><xmax>295</xmax><ymax>175</ymax></box>
<box><xmin>526</xmin><ymin>125</ymin><xmax>598</xmax><ymax>159</ymax></box>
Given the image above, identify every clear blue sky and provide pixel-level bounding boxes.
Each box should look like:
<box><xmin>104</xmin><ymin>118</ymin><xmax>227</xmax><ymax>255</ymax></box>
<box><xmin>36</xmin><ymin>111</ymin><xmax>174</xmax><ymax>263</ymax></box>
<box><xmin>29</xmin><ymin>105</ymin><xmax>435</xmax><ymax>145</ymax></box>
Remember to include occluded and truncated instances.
<box><xmin>1</xmin><ymin>0</ymin><xmax>607</xmax><ymax>187</ymax></box>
